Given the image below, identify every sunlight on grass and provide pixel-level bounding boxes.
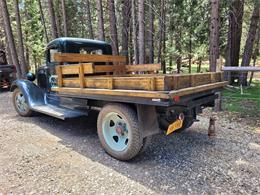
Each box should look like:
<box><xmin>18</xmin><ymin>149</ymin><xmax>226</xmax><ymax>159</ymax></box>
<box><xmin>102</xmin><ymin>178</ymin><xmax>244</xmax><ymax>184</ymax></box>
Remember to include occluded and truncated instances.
<box><xmin>222</xmin><ymin>80</ymin><xmax>260</xmax><ymax>117</ymax></box>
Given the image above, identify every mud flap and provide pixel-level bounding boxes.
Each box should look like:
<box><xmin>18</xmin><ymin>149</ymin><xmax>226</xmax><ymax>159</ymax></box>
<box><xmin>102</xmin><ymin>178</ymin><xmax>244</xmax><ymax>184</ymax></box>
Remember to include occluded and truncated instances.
<box><xmin>136</xmin><ymin>104</ymin><xmax>160</xmax><ymax>138</ymax></box>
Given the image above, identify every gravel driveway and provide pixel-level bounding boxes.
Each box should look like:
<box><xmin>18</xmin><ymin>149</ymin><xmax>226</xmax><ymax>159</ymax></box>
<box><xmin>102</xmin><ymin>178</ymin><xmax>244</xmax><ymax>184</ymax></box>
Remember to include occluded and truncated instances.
<box><xmin>0</xmin><ymin>91</ymin><xmax>259</xmax><ymax>194</ymax></box>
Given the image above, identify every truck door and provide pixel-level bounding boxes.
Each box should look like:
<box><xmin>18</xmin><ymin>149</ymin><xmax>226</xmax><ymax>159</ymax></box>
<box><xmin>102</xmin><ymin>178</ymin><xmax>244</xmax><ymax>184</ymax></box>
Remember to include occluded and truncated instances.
<box><xmin>37</xmin><ymin>46</ymin><xmax>60</xmax><ymax>90</ymax></box>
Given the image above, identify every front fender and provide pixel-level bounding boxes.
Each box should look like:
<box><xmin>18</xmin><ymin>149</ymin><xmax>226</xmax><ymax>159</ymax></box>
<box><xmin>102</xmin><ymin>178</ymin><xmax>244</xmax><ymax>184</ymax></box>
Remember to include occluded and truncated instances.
<box><xmin>10</xmin><ymin>79</ymin><xmax>46</xmax><ymax>108</ymax></box>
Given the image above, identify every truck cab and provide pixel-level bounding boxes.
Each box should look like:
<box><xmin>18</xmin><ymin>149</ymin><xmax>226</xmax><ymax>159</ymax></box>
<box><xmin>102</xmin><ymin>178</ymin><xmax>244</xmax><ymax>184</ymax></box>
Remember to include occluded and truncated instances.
<box><xmin>37</xmin><ymin>37</ymin><xmax>112</xmax><ymax>90</ymax></box>
<box><xmin>0</xmin><ymin>50</ymin><xmax>16</xmax><ymax>89</ymax></box>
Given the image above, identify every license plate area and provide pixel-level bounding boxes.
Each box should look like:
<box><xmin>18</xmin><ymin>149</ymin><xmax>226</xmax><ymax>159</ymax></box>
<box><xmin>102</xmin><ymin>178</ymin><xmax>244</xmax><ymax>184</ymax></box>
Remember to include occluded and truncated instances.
<box><xmin>166</xmin><ymin>119</ymin><xmax>183</xmax><ymax>135</ymax></box>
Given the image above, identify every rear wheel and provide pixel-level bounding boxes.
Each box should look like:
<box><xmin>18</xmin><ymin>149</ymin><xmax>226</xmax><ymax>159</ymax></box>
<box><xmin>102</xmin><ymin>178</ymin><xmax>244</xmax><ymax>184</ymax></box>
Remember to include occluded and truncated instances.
<box><xmin>139</xmin><ymin>136</ymin><xmax>152</xmax><ymax>154</ymax></box>
<box><xmin>12</xmin><ymin>88</ymin><xmax>33</xmax><ymax>117</ymax></box>
<box><xmin>97</xmin><ymin>104</ymin><xmax>143</xmax><ymax>161</ymax></box>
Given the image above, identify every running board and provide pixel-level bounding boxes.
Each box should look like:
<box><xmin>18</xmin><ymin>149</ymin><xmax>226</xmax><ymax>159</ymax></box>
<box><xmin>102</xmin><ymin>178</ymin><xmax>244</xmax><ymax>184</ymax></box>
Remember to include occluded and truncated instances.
<box><xmin>32</xmin><ymin>104</ymin><xmax>87</xmax><ymax>120</ymax></box>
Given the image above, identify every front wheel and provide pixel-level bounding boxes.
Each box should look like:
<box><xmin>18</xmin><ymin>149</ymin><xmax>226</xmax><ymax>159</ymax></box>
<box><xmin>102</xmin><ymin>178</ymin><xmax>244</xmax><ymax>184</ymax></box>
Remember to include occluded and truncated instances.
<box><xmin>97</xmin><ymin>104</ymin><xmax>143</xmax><ymax>161</ymax></box>
<box><xmin>12</xmin><ymin>88</ymin><xmax>33</xmax><ymax>117</ymax></box>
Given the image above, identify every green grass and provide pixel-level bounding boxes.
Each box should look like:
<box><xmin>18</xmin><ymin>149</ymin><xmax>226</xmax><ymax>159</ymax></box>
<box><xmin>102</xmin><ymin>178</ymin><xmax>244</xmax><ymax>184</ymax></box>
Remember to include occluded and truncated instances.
<box><xmin>222</xmin><ymin>80</ymin><xmax>260</xmax><ymax>117</ymax></box>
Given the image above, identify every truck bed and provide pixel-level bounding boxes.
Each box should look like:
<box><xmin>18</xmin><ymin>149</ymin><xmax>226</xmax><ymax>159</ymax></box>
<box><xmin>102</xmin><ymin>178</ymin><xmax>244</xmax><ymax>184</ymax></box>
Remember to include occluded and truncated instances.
<box><xmin>51</xmin><ymin>53</ymin><xmax>227</xmax><ymax>102</ymax></box>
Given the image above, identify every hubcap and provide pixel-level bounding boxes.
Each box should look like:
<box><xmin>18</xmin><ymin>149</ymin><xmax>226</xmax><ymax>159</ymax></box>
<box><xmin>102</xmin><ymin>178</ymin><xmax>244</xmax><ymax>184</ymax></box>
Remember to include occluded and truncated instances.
<box><xmin>102</xmin><ymin>112</ymin><xmax>129</xmax><ymax>152</ymax></box>
<box><xmin>15</xmin><ymin>92</ymin><xmax>28</xmax><ymax>113</ymax></box>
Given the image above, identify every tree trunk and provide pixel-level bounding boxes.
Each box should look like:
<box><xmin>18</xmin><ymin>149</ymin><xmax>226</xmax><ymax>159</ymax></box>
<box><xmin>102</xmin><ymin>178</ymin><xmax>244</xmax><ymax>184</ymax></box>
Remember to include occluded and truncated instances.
<box><xmin>38</xmin><ymin>0</ymin><xmax>49</xmax><ymax>43</ymax></box>
<box><xmin>61</xmin><ymin>0</ymin><xmax>68</xmax><ymax>37</ymax></box>
<box><xmin>121</xmin><ymin>0</ymin><xmax>131</xmax><ymax>64</ymax></box>
<box><xmin>225</xmin><ymin>0</ymin><xmax>244</xmax><ymax>67</ymax></box>
<box><xmin>162</xmin><ymin>0</ymin><xmax>166</xmax><ymax>74</ymax></box>
<box><xmin>129</xmin><ymin>25</ymin><xmax>133</xmax><ymax>64</ymax></box>
<box><xmin>86</xmin><ymin>0</ymin><xmax>94</xmax><ymax>39</ymax></box>
<box><xmin>55</xmin><ymin>1</ymin><xmax>61</xmax><ymax>37</ymax></box>
<box><xmin>225</xmin><ymin>0</ymin><xmax>244</xmax><ymax>84</ymax></box>
<box><xmin>240</xmin><ymin>4</ymin><xmax>260</xmax><ymax>85</ymax></box>
<box><xmin>0</xmin><ymin>0</ymin><xmax>22</xmax><ymax>78</ymax></box>
<box><xmin>108</xmin><ymin>0</ymin><xmax>119</xmax><ymax>55</ymax></box>
<box><xmin>249</xmin><ymin>19</ymin><xmax>260</xmax><ymax>86</ymax></box>
<box><xmin>131</xmin><ymin>0</ymin><xmax>139</xmax><ymax>64</ymax></box>
<box><xmin>96</xmin><ymin>0</ymin><xmax>105</xmax><ymax>41</ymax></box>
<box><xmin>48</xmin><ymin>0</ymin><xmax>58</xmax><ymax>39</ymax></box>
<box><xmin>138</xmin><ymin>0</ymin><xmax>145</xmax><ymax>64</ymax></box>
<box><xmin>209</xmin><ymin>0</ymin><xmax>220</xmax><ymax>72</ymax></box>
<box><xmin>14</xmin><ymin>0</ymin><xmax>27</xmax><ymax>77</ymax></box>
<box><xmin>158</xmin><ymin>0</ymin><xmax>165</xmax><ymax>68</ymax></box>
<box><xmin>148</xmin><ymin>0</ymin><xmax>154</xmax><ymax>64</ymax></box>
<box><xmin>175</xmin><ymin>29</ymin><xmax>182</xmax><ymax>73</ymax></box>
<box><xmin>197</xmin><ymin>57</ymin><xmax>202</xmax><ymax>73</ymax></box>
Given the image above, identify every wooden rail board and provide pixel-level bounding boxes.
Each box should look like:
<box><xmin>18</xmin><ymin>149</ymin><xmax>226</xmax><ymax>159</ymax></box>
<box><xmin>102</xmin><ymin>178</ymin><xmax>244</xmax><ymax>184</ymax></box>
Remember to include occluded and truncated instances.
<box><xmin>54</xmin><ymin>53</ymin><xmax>127</xmax><ymax>63</ymax></box>
<box><xmin>57</xmin><ymin>70</ymin><xmax>224</xmax><ymax>92</ymax></box>
<box><xmin>169</xmin><ymin>81</ymin><xmax>228</xmax><ymax>97</ymax></box>
<box><xmin>54</xmin><ymin>60</ymin><xmax>225</xmax><ymax>93</ymax></box>
<box><xmin>51</xmin><ymin>87</ymin><xmax>169</xmax><ymax>99</ymax></box>
<box><xmin>51</xmin><ymin>81</ymin><xmax>227</xmax><ymax>99</ymax></box>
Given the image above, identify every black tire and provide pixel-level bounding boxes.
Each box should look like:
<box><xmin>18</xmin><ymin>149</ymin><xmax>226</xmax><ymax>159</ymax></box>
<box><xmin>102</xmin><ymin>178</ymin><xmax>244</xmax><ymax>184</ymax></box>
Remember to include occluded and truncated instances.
<box><xmin>139</xmin><ymin>136</ymin><xmax>153</xmax><ymax>154</ymax></box>
<box><xmin>97</xmin><ymin>103</ymin><xmax>143</xmax><ymax>161</ymax></box>
<box><xmin>12</xmin><ymin>88</ymin><xmax>33</xmax><ymax>117</ymax></box>
<box><xmin>175</xmin><ymin>117</ymin><xmax>194</xmax><ymax>133</ymax></box>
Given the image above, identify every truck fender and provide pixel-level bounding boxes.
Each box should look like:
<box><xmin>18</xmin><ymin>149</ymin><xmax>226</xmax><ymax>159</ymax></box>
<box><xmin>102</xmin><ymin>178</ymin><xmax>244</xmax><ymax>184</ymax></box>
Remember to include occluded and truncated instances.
<box><xmin>10</xmin><ymin>79</ymin><xmax>45</xmax><ymax>108</ymax></box>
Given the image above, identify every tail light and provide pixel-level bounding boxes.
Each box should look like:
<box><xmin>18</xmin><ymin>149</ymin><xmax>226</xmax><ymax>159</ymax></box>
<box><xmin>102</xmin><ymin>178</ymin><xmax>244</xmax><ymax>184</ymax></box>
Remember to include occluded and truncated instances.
<box><xmin>13</xmin><ymin>65</ymin><xmax>17</xmax><ymax>73</ymax></box>
<box><xmin>173</xmin><ymin>96</ymin><xmax>180</xmax><ymax>102</ymax></box>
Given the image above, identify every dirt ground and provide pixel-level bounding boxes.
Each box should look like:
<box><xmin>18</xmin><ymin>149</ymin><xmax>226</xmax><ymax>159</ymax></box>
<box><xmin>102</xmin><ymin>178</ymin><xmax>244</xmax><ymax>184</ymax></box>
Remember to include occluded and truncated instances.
<box><xmin>0</xmin><ymin>91</ymin><xmax>259</xmax><ymax>194</ymax></box>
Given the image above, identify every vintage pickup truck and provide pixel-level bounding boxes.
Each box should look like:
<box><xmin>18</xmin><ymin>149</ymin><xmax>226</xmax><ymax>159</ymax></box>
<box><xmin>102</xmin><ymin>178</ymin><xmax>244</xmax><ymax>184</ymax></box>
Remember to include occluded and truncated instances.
<box><xmin>11</xmin><ymin>38</ymin><xmax>227</xmax><ymax>160</ymax></box>
<box><xmin>0</xmin><ymin>50</ymin><xmax>16</xmax><ymax>89</ymax></box>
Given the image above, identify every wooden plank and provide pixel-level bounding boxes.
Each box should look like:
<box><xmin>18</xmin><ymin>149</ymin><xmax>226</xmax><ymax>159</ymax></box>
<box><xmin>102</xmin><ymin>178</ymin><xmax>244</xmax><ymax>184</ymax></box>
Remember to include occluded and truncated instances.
<box><xmin>63</xmin><ymin>79</ymin><xmax>80</xmax><ymax>88</ymax></box>
<box><xmin>83</xmin><ymin>63</ymin><xmax>94</xmax><ymax>74</ymax></box>
<box><xmin>79</xmin><ymin>64</ymin><xmax>85</xmax><ymax>88</ymax></box>
<box><xmin>84</xmin><ymin>77</ymin><xmax>113</xmax><ymax>89</ymax></box>
<box><xmin>54</xmin><ymin>53</ymin><xmax>126</xmax><ymax>63</ymax></box>
<box><xmin>190</xmin><ymin>75</ymin><xmax>196</xmax><ymax>87</ymax></box>
<box><xmin>125</xmin><ymin>64</ymin><xmax>161</xmax><ymax>72</ymax></box>
<box><xmin>51</xmin><ymin>81</ymin><xmax>227</xmax><ymax>99</ymax></box>
<box><xmin>51</xmin><ymin>87</ymin><xmax>169</xmax><ymax>99</ymax></box>
<box><xmin>93</xmin><ymin>64</ymin><xmax>161</xmax><ymax>74</ymax></box>
<box><xmin>148</xmin><ymin>77</ymin><xmax>155</xmax><ymax>91</ymax></box>
<box><xmin>169</xmin><ymin>81</ymin><xmax>228</xmax><ymax>97</ymax></box>
<box><xmin>94</xmin><ymin>65</ymin><xmax>114</xmax><ymax>73</ymax></box>
<box><xmin>61</xmin><ymin>65</ymin><xmax>80</xmax><ymax>75</ymax></box>
<box><xmin>55</xmin><ymin>66</ymin><xmax>63</xmax><ymax>87</ymax></box>
<box><xmin>107</xmin><ymin>78</ymin><xmax>113</xmax><ymax>89</ymax></box>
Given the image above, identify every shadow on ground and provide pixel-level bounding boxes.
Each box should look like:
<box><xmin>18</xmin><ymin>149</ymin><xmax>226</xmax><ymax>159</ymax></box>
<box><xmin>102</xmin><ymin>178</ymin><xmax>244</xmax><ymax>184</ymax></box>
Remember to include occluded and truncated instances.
<box><xmin>11</xmin><ymin>109</ymin><xmax>229</xmax><ymax>194</ymax></box>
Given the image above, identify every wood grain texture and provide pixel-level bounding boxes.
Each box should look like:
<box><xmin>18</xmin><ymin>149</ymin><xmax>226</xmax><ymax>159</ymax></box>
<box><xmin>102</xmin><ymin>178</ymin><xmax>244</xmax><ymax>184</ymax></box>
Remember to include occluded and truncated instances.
<box><xmin>51</xmin><ymin>81</ymin><xmax>227</xmax><ymax>99</ymax></box>
<box><xmin>54</xmin><ymin>53</ymin><xmax>126</xmax><ymax>63</ymax></box>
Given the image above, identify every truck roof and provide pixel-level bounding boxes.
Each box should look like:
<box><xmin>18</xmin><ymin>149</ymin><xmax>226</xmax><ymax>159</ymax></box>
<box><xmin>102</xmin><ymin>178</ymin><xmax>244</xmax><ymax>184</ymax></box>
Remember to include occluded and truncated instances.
<box><xmin>47</xmin><ymin>37</ymin><xmax>112</xmax><ymax>55</ymax></box>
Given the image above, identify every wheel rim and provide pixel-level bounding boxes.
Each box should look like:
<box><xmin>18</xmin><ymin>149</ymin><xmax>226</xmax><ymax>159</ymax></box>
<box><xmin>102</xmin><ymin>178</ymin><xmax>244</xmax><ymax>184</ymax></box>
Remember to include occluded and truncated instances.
<box><xmin>102</xmin><ymin>112</ymin><xmax>130</xmax><ymax>152</ymax></box>
<box><xmin>15</xmin><ymin>91</ymin><xmax>28</xmax><ymax>113</ymax></box>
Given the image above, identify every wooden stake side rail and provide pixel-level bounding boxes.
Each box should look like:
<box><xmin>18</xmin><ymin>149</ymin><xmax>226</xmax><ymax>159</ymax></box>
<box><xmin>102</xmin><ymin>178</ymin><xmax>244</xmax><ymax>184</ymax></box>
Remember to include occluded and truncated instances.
<box><xmin>55</xmin><ymin>63</ymin><xmax>224</xmax><ymax>91</ymax></box>
<box><xmin>51</xmin><ymin>81</ymin><xmax>228</xmax><ymax>100</ymax></box>
<box><xmin>54</xmin><ymin>53</ymin><xmax>127</xmax><ymax>63</ymax></box>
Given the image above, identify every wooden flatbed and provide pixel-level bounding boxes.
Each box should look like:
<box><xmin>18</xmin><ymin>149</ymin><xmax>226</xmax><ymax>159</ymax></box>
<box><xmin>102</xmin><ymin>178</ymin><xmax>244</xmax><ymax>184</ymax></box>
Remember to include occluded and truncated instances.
<box><xmin>52</xmin><ymin>53</ymin><xmax>227</xmax><ymax>100</ymax></box>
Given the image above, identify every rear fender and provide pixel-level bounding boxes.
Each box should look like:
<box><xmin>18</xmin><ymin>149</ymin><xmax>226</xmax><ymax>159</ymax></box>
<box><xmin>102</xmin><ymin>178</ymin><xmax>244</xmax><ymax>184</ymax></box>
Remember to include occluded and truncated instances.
<box><xmin>10</xmin><ymin>79</ymin><xmax>46</xmax><ymax>108</ymax></box>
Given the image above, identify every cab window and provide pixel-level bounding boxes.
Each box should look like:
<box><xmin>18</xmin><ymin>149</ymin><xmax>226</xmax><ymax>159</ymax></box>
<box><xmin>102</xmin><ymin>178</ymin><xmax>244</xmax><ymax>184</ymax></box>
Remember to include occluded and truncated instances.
<box><xmin>79</xmin><ymin>47</ymin><xmax>103</xmax><ymax>55</ymax></box>
<box><xmin>50</xmin><ymin>49</ymin><xmax>59</xmax><ymax>63</ymax></box>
